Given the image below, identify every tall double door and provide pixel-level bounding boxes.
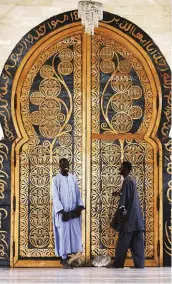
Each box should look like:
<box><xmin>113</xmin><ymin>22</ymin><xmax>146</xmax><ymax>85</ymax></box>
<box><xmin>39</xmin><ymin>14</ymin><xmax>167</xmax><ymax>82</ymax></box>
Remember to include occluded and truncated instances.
<box><xmin>12</xmin><ymin>24</ymin><xmax>161</xmax><ymax>267</ymax></box>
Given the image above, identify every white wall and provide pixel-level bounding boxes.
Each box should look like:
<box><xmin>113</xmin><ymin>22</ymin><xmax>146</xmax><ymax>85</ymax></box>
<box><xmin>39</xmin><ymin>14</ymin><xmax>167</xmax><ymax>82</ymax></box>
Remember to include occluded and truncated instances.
<box><xmin>0</xmin><ymin>0</ymin><xmax>171</xmax><ymax>139</ymax></box>
<box><xmin>0</xmin><ymin>0</ymin><xmax>171</xmax><ymax>74</ymax></box>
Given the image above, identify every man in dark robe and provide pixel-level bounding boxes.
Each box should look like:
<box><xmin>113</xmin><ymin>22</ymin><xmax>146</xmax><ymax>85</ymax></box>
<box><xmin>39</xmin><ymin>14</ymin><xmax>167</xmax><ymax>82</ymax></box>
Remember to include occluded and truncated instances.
<box><xmin>108</xmin><ymin>161</ymin><xmax>145</xmax><ymax>268</ymax></box>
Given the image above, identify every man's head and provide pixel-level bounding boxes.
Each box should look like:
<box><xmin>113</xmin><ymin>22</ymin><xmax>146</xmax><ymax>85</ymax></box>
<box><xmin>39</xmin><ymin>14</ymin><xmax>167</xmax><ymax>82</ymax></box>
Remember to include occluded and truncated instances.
<box><xmin>59</xmin><ymin>158</ymin><xmax>69</xmax><ymax>175</ymax></box>
<box><xmin>119</xmin><ymin>161</ymin><xmax>132</xmax><ymax>177</ymax></box>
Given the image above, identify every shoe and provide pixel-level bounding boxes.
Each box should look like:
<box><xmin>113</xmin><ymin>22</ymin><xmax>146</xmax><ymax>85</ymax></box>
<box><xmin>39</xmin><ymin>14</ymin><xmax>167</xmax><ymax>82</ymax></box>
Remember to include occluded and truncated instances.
<box><xmin>62</xmin><ymin>259</ymin><xmax>73</xmax><ymax>269</ymax></box>
<box><xmin>106</xmin><ymin>262</ymin><xmax>116</xmax><ymax>268</ymax></box>
<box><xmin>63</xmin><ymin>263</ymin><xmax>73</xmax><ymax>269</ymax></box>
<box><xmin>106</xmin><ymin>262</ymin><xmax>124</xmax><ymax>269</ymax></box>
<box><xmin>130</xmin><ymin>266</ymin><xmax>144</xmax><ymax>269</ymax></box>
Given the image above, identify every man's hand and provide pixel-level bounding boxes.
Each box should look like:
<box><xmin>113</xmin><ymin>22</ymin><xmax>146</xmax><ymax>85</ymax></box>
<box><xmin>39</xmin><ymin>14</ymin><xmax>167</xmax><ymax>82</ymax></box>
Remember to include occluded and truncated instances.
<box><xmin>62</xmin><ymin>206</ymin><xmax>84</xmax><ymax>221</ymax></box>
<box><xmin>112</xmin><ymin>191</ymin><xmax>121</xmax><ymax>197</ymax></box>
<box><xmin>75</xmin><ymin>206</ymin><xmax>84</xmax><ymax>217</ymax></box>
<box><xmin>62</xmin><ymin>211</ymin><xmax>70</xmax><ymax>222</ymax></box>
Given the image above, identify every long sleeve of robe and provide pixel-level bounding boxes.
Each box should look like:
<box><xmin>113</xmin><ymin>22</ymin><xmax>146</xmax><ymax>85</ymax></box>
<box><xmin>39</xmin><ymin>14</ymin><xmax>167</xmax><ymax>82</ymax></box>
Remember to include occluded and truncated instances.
<box><xmin>52</xmin><ymin>173</ymin><xmax>84</xmax><ymax>257</ymax></box>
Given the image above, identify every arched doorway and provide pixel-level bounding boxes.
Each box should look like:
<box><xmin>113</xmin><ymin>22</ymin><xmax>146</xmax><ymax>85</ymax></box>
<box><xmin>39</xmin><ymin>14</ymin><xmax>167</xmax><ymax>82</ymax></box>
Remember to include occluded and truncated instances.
<box><xmin>0</xmin><ymin>10</ymin><xmax>171</xmax><ymax>268</ymax></box>
<box><xmin>10</xmin><ymin>22</ymin><xmax>161</xmax><ymax>267</ymax></box>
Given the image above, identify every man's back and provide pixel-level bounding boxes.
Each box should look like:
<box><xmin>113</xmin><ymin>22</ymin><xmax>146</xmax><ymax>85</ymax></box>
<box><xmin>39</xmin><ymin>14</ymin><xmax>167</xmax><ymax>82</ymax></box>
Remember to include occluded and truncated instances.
<box><xmin>119</xmin><ymin>175</ymin><xmax>144</xmax><ymax>232</ymax></box>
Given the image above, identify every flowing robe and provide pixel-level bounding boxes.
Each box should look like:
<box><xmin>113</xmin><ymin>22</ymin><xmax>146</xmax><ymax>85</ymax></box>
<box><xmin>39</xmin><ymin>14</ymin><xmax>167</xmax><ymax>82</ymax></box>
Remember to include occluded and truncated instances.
<box><xmin>52</xmin><ymin>173</ymin><xmax>84</xmax><ymax>257</ymax></box>
<box><xmin>113</xmin><ymin>175</ymin><xmax>145</xmax><ymax>268</ymax></box>
<box><xmin>118</xmin><ymin>175</ymin><xmax>144</xmax><ymax>232</ymax></box>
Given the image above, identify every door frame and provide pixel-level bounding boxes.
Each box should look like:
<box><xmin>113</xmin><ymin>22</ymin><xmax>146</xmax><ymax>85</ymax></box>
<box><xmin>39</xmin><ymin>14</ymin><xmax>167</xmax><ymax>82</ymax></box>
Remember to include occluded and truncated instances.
<box><xmin>10</xmin><ymin>22</ymin><xmax>163</xmax><ymax>267</ymax></box>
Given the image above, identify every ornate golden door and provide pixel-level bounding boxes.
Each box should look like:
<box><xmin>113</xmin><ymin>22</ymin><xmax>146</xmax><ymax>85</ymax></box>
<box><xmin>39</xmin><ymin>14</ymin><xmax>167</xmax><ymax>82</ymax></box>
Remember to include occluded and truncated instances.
<box><xmin>12</xmin><ymin>23</ymin><xmax>161</xmax><ymax>267</ymax></box>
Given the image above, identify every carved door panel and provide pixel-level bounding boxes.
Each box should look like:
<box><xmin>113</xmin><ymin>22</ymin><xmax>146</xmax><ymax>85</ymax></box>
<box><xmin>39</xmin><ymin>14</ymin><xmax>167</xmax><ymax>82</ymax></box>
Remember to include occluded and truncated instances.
<box><xmin>13</xmin><ymin>25</ymin><xmax>161</xmax><ymax>267</ymax></box>
<box><xmin>13</xmin><ymin>28</ymin><xmax>86</xmax><ymax>266</ymax></box>
<box><xmin>87</xmin><ymin>29</ymin><xmax>160</xmax><ymax>266</ymax></box>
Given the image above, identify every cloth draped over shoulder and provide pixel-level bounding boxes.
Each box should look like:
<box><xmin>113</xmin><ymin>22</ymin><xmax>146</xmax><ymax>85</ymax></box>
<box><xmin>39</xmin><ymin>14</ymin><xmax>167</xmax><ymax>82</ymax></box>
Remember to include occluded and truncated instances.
<box><xmin>52</xmin><ymin>173</ymin><xmax>84</xmax><ymax>257</ymax></box>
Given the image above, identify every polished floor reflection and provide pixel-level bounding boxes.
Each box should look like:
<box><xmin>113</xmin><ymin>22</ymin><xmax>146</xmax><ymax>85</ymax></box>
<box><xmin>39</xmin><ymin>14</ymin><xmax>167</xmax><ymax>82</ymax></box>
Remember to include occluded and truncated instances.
<box><xmin>0</xmin><ymin>267</ymin><xmax>171</xmax><ymax>284</ymax></box>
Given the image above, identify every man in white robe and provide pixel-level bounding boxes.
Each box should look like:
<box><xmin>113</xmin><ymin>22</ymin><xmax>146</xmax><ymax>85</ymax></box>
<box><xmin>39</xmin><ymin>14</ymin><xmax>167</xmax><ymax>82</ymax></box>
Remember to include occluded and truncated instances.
<box><xmin>52</xmin><ymin>158</ymin><xmax>84</xmax><ymax>269</ymax></box>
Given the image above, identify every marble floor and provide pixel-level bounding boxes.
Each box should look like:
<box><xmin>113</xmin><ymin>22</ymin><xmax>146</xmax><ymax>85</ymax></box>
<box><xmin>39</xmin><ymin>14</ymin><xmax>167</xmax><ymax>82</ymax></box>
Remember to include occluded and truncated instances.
<box><xmin>0</xmin><ymin>267</ymin><xmax>171</xmax><ymax>284</ymax></box>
